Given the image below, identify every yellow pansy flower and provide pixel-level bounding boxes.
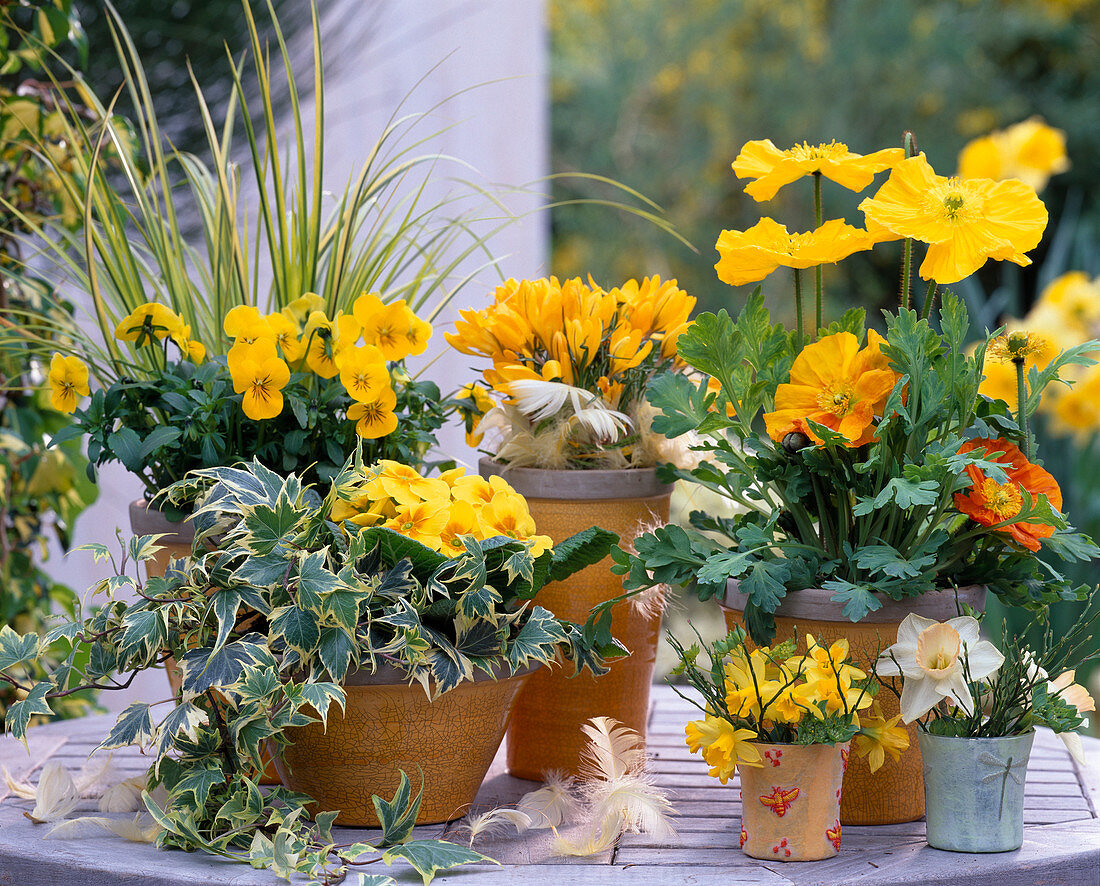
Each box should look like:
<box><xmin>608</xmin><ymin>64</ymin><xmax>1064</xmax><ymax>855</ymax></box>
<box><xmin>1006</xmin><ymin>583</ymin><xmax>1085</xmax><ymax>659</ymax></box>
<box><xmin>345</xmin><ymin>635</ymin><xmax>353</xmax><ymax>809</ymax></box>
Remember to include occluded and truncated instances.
<box><xmin>303</xmin><ymin>311</ymin><xmax>361</xmax><ymax>379</ymax></box>
<box><xmin>281</xmin><ymin>292</ymin><xmax>325</xmax><ymax>325</ymax></box>
<box><xmin>732</xmin><ymin>139</ymin><xmax>904</xmax><ymax>202</ymax></box>
<box><xmin>859</xmin><ymin>154</ymin><xmax>1048</xmax><ymax>284</ymax></box>
<box><xmin>227</xmin><ymin>339</ymin><xmax>290</xmax><ymax>420</ymax></box>
<box><xmin>47</xmin><ymin>353</ymin><xmax>90</xmax><ymax>414</ymax></box>
<box><xmin>347</xmin><ymin>386</ymin><xmax>398</xmax><ymax>439</ymax></box>
<box><xmin>113</xmin><ymin>302</ymin><xmax>181</xmax><ymax>344</ymax></box>
<box><xmin>223</xmin><ymin>305</ymin><xmax>274</xmax><ymax>343</ymax></box>
<box><xmin>337</xmin><ymin>345</ymin><xmax>390</xmax><ymax>404</ymax></box>
<box><xmin>169</xmin><ymin>323</ymin><xmax>205</xmax><ymax>364</ymax></box>
<box><xmin>265</xmin><ymin>312</ymin><xmax>304</xmax><ymax>363</ymax></box>
<box><xmin>359</xmin><ymin>298</ymin><xmax>419</xmax><ymax>362</ymax></box>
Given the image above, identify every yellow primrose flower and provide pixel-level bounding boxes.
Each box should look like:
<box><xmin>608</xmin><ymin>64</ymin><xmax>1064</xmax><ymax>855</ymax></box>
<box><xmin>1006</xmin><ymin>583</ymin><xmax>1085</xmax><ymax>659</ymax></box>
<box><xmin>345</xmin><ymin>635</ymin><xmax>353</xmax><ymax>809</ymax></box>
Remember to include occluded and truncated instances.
<box><xmin>859</xmin><ymin>154</ymin><xmax>1048</xmax><ymax>284</ymax></box>
<box><xmin>685</xmin><ymin>714</ymin><xmax>762</xmax><ymax>784</ymax></box>
<box><xmin>376</xmin><ymin>461</ymin><xmax>449</xmax><ymax>505</ymax></box>
<box><xmin>227</xmin><ymin>339</ymin><xmax>290</xmax><ymax>420</ymax></box>
<box><xmin>347</xmin><ymin>386</ymin><xmax>398</xmax><ymax>439</ymax></box>
<box><xmin>169</xmin><ymin>323</ymin><xmax>205</xmax><ymax>364</ymax></box>
<box><xmin>47</xmin><ymin>353</ymin><xmax>90</xmax><ymax>414</ymax></box>
<box><xmin>223</xmin><ymin>305</ymin><xmax>274</xmax><ymax>343</ymax></box>
<box><xmin>958</xmin><ymin>117</ymin><xmax>1069</xmax><ymax>194</ymax></box>
<box><xmin>477</xmin><ymin>492</ymin><xmax>538</xmax><ymax>542</ymax></box>
<box><xmin>714</xmin><ymin>218</ymin><xmax>879</xmax><ymax>286</ymax></box>
<box><xmin>113</xmin><ymin>302</ymin><xmax>181</xmax><ymax>344</ymax></box>
<box><xmin>337</xmin><ymin>345</ymin><xmax>390</xmax><ymax>404</ymax></box>
<box><xmin>732</xmin><ymin>139</ymin><xmax>904</xmax><ymax>202</ymax></box>
<box><xmin>266</xmin><ymin>313</ymin><xmax>304</xmax><ymax>363</ymax></box>
<box><xmin>438</xmin><ymin>500</ymin><xmax>479</xmax><ymax>557</ymax></box>
<box><xmin>385</xmin><ymin>498</ymin><xmax>450</xmax><ymax>547</ymax></box>
<box><xmin>853</xmin><ymin>703</ymin><xmax>909</xmax><ymax>773</ymax></box>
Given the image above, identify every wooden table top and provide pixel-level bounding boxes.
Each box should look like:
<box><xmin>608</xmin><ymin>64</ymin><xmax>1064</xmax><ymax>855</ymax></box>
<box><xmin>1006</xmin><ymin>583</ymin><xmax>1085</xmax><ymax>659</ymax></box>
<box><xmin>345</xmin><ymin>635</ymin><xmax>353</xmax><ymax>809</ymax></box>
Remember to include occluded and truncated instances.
<box><xmin>1</xmin><ymin>685</ymin><xmax>1098</xmax><ymax>886</ymax></box>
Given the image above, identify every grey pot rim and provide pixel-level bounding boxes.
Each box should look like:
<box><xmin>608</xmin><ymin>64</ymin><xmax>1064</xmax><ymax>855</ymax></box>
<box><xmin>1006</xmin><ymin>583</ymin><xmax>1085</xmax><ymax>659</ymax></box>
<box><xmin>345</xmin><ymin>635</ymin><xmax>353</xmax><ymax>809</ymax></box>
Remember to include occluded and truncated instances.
<box><xmin>477</xmin><ymin>457</ymin><xmax>674</xmax><ymax>500</ymax></box>
<box><xmin>128</xmin><ymin>498</ymin><xmax>195</xmax><ymax>544</ymax></box>
<box><xmin>722</xmin><ymin>579</ymin><xmax>987</xmax><ymax>624</ymax></box>
<box><xmin>917</xmin><ymin>729</ymin><xmax>1036</xmax><ymax>747</ymax></box>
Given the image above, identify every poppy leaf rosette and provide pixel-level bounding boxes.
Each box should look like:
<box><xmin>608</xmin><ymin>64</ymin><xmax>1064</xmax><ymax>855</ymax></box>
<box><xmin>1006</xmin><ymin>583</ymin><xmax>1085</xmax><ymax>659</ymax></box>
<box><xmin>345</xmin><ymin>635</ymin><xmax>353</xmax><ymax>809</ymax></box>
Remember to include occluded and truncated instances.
<box><xmin>877</xmin><ymin>614</ymin><xmax>1005</xmax><ymax>723</ymax></box>
<box><xmin>954</xmin><ymin>438</ymin><xmax>1062</xmax><ymax>551</ymax></box>
<box><xmin>763</xmin><ymin>331</ymin><xmax>898</xmax><ymax>447</ymax></box>
<box><xmin>714</xmin><ymin>218</ymin><xmax>880</xmax><ymax>287</ymax></box>
<box><xmin>732</xmin><ymin>139</ymin><xmax>904</xmax><ymax>202</ymax></box>
<box><xmin>858</xmin><ymin>154</ymin><xmax>1048</xmax><ymax>284</ymax></box>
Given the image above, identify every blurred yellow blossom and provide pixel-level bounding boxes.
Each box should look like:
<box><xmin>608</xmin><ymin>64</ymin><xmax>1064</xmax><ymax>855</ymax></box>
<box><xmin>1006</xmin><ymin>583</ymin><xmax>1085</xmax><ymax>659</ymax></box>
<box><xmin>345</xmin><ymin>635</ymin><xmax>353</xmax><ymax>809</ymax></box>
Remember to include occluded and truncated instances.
<box><xmin>958</xmin><ymin>117</ymin><xmax>1069</xmax><ymax>193</ymax></box>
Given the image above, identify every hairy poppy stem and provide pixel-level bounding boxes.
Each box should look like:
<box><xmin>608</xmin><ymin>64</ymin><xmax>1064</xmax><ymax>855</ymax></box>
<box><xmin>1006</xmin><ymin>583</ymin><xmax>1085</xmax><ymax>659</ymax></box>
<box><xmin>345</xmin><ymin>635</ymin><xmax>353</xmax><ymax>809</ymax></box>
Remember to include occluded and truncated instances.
<box><xmin>900</xmin><ymin>238</ymin><xmax>913</xmax><ymax>310</ymax></box>
<box><xmin>793</xmin><ymin>268</ymin><xmax>805</xmax><ymax>349</ymax></box>
<box><xmin>921</xmin><ymin>279</ymin><xmax>938</xmax><ymax>320</ymax></box>
<box><xmin>813</xmin><ymin>172</ymin><xmax>823</xmax><ymax>338</ymax></box>
<box><xmin>1014</xmin><ymin>358</ymin><xmax>1031</xmax><ymax>460</ymax></box>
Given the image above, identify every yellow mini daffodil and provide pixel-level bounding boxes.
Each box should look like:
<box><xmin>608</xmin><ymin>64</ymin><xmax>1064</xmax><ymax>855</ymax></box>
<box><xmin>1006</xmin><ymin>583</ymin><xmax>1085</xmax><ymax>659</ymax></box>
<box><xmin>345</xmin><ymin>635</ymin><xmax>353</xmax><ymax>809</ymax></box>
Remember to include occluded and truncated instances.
<box><xmin>853</xmin><ymin>703</ymin><xmax>909</xmax><ymax>773</ymax></box>
<box><xmin>685</xmin><ymin>714</ymin><xmax>762</xmax><ymax>784</ymax></box>
<box><xmin>732</xmin><ymin>139</ymin><xmax>904</xmax><ymax>202</ymax></box>
<box><xmin>227</xmin><ymin>339</ymin><xmax>290</xmax><ymax>420</ymax></box>
<box><xmin>46</xmin><ymin>353</ymin><xmax>90</xmax><ymax>414</ymax></box>
<box><xmin>859</xmin><ymin>154</ymin><xmax>1048</xmax><ymax>284</ymax></box>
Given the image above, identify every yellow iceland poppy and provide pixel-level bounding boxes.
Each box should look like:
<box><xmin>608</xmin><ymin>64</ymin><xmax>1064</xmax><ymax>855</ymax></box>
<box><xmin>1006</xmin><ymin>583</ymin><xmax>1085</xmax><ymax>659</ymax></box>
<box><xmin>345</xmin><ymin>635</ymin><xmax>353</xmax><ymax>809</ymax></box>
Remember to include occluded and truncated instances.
<box><xmin>732</xmin><ymin>139</ymin><xmax>904</xmax><ymax>202</ymax></box>
<box><xmin>227</xmin><ymin>339</ymin><xmax>291</xmax><ymax>420</ymax></box>
<box><xmin>958</xmin><ymin>117</ymin><xmax>1069</xmax><ymax>194</ymax></box>
<box><xmin>859</xmin><ymin>154</ymin><xmax>1048</xmax><ymax>284</ymax></box>
<box><xmin>223</xmin><ymin>305</ymin><xmax>274</xmax><ymax>343</ymax></box>
<box><xmin>714</xmin><ymin>217</ymin><xmax>879</xmax><ymax>287</ymax></box>
<box><xmin>47</xmin><ymin>353</ymin><xmax>90</xmax><ymax>414</ymax></box>
<box><xmin>113</xmin><ymin>302</ymin><xmax>181</xmax><ymax>344</ymax></box>
<box><xmin>336</xmin><ymin>344</ymin><xmax>389</xmax><ymax>403</ymax></box>
<box><xmin>347</xmin><ymin>385</ymin><xmax>398</xmax><ymax>439</ymax></box>
<box><xmin>764</xmin><ymin>330</ymin><xmax>898</xmax><ymax>447</ymax></box>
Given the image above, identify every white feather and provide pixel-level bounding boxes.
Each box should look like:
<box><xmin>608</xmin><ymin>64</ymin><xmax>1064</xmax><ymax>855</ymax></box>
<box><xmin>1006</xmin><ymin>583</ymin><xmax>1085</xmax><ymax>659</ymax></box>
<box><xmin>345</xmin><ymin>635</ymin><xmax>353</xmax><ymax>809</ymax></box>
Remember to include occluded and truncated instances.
<box><xmin>589</xmin><ymin>776</ymin><xmax>677</xmax><ymax>839</ymax></box>
<box><xmin>27</xmin><ymin>762</ymin><xmax>79</xmax><ymax>823</ymax></box>
<box><xmin>99</xmin><ymin>776</ymin><xmax>146</xmax><ymax>813</ymax></box>
<box><xmin>508</xmin><ymin>379</ymin><xmax>633</xmax><ymax>439</ymax></box>
<box><xmin>2</xmin><ymin>764</ymin><xmax>37</xmax><ymax>800</ymax></box>
<box><xmin>517</xmin><ymin>772</ymin><xmax>580</xmax><ymax>829</ymax></box>
<box><xmin>459</xmin><ymin>807</ymin><xmax>533</xmax><ymax>845</ymax></box>
<box><xmin>550</xmin><ymin>826</ymin><xmax>620</xmax><ymax>857</ymax></box>
<box><xmin>578</xmin><ymin>717</ymin><xmax>646</xmax><ymax>782</ymax></box>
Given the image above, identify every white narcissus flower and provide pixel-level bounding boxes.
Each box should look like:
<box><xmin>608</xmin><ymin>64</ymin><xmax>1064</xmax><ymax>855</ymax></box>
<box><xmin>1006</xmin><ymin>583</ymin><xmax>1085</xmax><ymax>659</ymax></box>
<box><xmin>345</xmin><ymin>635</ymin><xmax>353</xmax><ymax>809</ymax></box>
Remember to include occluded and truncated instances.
<box><xmin>877</xmin><ymin>614</ymin><xmax>1005</xmax><ymax>724</ymax></box>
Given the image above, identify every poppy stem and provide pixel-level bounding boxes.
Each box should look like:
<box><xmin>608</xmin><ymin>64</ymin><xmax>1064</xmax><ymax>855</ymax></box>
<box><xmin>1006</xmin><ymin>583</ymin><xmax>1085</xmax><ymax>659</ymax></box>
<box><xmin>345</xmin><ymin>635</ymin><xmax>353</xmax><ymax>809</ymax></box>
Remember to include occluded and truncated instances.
<box><xmin>1015</xmin><ymin>357</ymin><xmax>1031</xmax><ymax>460</ymax></box>
<box><xmin>900</xmin><ymin>238</ymin><xmax>913</xmax><ymax>310</ymax></box>
<box><xmin>793</xmin><ymin>268</ymin><xmax>805</xmax><ymax>349</ymax></box>
<box><xmin>813</xmin><ymin>172</ymin><xmax>823</xmax><ymax>338</ymax></box>
<box><xmin>921</xmin><ymin>280</ymin><xmax>938</xmax><ymax>320</ymax></box>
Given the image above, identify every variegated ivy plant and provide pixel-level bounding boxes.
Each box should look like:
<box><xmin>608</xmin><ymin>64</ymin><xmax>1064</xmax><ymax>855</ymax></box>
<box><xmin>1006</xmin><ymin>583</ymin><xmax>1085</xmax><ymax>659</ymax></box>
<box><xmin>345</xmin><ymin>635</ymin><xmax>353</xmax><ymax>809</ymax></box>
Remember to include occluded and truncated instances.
<box><xmin>0</xmin><ymin>453</ymin><xmax>619</xmax><ymax>883</ymax></box>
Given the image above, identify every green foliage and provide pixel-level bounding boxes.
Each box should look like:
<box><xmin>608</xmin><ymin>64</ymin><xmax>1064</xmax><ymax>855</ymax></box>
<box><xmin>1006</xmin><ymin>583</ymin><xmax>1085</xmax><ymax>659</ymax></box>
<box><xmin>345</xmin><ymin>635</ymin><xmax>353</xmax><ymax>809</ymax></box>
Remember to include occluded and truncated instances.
<box><xmin>625</xmin><ymin>290</ymin><xmax>1098</xmax><ymax>643</ymax></box>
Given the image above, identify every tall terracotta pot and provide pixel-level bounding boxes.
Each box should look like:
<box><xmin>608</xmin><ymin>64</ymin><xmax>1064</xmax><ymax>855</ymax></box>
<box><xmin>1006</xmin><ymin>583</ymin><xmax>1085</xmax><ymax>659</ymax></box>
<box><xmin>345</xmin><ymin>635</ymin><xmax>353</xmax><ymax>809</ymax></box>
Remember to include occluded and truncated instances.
<box><xmin>721</xmin><ymin>582</ymin><xmax>986</xmax><ymax>826</ymax></box>
<box><xmin>479</xmin><ymin>459</ymin><xmax>673</xmax><ymax>781</ymax></box>
<box><xmin>739</xmin><ymin>741</ymin><xmax>848</xmax><ymax>862</ymax></box>
<box><xmin>272</xmin><ymin>664</ymin><xmax>533</xmax><ymax>826</ymax></box>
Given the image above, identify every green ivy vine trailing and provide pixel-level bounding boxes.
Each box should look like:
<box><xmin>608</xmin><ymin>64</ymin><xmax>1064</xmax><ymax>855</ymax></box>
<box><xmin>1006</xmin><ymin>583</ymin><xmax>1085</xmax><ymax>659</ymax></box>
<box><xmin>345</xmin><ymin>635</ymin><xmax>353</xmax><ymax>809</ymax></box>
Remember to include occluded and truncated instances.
<box><xmin>0</xmin><ymin>452</ymin><xmax>621</xmax><ymax>883</ymax></box>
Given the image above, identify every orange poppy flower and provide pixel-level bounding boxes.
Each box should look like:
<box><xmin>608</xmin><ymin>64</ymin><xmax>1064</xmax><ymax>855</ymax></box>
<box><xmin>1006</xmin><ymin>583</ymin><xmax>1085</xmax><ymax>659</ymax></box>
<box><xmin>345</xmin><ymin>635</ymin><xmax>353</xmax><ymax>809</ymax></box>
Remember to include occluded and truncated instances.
<box><xmin>763</xmin><ymin>331</ymin><xmax>897</xmax><ymax>447</ymax></box>
<box><xmin>732</xmin><ymin>140</ymin><xmax>904</xmax><ymax>202</ymax></box>
<box><xmin>954</xmin><ymin>438</ymin><xmax>1062</xmax><ymax>551</ymax></box>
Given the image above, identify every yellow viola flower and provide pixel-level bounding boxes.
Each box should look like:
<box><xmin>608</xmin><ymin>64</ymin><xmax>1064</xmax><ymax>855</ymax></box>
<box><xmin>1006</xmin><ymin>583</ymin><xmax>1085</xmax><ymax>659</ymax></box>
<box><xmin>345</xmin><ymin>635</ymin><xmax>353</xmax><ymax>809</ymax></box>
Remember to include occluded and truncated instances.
<box><xmin>281</xmin><ymin>292</ymin><xmax>325</xmax><ymax>325</ymax></box>
<box><xmin>732</xmin><ymin>139</ymin><xmax>904</xmax><ymax>202</ymax></box>
<box><xmin>859</xmin><ymin>154</ymin><xmax>1048</xmax><ymax>284</ymax></box>
<box><xmin>853</xmin><ymin>703</ymin><xmax>909</xmax><ymax>773</ymax></box>
<box><xmin>303</xmin><ymin>311</ymin><xmax>361</xmax><ymax>379</ymax></box>
<box><xmin>404</xmin><ymin>312</ymin><xmax>433</xmax><ymax>357</ymax></box>
<box><xmin>265</xmin><ymin>312</ymin><xmax>304</xmax><ymax>363</ymax></box>
<box><xmin>47</xmin><ymin>353</ymin><xmax>90</xmax><ymax>414</ymax></box>
<box><xmin>113</xmin><ymin>302</ymin><xmax>181</xmax><ymax>344</ymax></box>
<box><xmin>358</xmin><ymin>296</ymin><xmax>418</xmax><ymax>361</ymax></box>
<box><xmin>336</xmin><ymin>345</ymin><xmax>390</xmax><ymax>404</ymax></box>
<box><xmin>958</xmin><ymin>117</ymin><xmax>1069</xmax><ymax>194</ymax></box>
<box><xmin>714</xmin><ymin>217</ymin><xmax>878</xmax><ymax>286</ymax></box>
<box><xmin>385</xmin><ymin>498</ymin><xmax>450</xmax><ymax>547</ymax></box>
<box><xmin>169</xmin><ymin>323</ymin><xmax>205</xmax><ymax>364</ymax></box>
<box><xmin>227</xmin><ymin>339</ymin><xmax>291</xmax><ymax>420</ymax></box>
<box><xmin>763</xmin><ymin>330</ymin><xmax>898</xmax><ymax>447</ymax></box>
<box><xmin>347</xmin><ymin>386</ymin><xmax>398</xmax><ymax>439</ymax></box>
<box><xmin>685</xmin><ymin>714</ymin><xmax>762</xmax><ymax>784</ymax></box>
<box><xmin>223</xmin><ymin>305</ymin><xmax>274</xmax><ymax>343</ymax></box>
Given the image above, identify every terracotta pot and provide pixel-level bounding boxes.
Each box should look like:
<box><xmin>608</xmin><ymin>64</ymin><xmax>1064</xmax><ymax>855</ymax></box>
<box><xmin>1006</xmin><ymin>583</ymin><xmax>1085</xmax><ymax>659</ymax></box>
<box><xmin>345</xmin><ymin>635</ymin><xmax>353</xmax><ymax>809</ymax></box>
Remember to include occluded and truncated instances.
<box><xmin>739</xmin><ymin>741</ymin><xmax>848</xmax><ymax>862</ymax></box>
<box><xmin>721</xmin><ymin>582</ymin><xmax>987</xmax><ymax>825</ymax></box>
<box><xmin>128</xmin><ymin>499</ymin><xmax>195</xmax><ymax>580</ymax></box>
<box><xmin>919</xmin><ymin>730</ymin><xmax>1034</xmax><ymax>853</ymax></box>
<box><xmin>272</xmin><ymin>664</ymin><xmax>533</xmax><ymax>826</ymax></box>
<box><xmin>479</xmin><ymin>459</ymin><xmax>673</xmax><ymax>781</ymax></box>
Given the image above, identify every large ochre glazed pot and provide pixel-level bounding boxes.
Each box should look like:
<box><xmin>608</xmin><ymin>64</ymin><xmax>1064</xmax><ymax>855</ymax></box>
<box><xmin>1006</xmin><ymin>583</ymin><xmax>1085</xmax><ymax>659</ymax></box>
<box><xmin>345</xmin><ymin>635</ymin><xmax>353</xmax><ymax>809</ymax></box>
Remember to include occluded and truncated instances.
<box><xmin>722</xmin><ymin>582</ymin><xmax>986</xmax><ymax>825</ymax></box>
<box><xmin>272</xmin><ymin>664</ymin><xmax>533</xmax><ymax>826</ymax></box>
<box><xmin>479</xmin><ymin>459</ymin><xmax>673</xmax><ymax>781</ymax></box>
<box><xmin>739</xmin><ymin>741</ymin><xmax>849</xmax><ymax>862</ymax></box>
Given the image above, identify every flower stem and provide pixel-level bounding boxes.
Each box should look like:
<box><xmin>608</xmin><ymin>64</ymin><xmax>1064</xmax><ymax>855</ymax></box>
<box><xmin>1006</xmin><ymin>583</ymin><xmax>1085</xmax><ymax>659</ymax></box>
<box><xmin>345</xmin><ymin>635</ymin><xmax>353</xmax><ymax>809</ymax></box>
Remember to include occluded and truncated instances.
<box><xmin>793</xmin><ymin>268</ymin><xmax>805</xmax><ymax>349</ymax></box>
<box><xmin>813</xmin><ymin>171</ymin><xmax>823</xmax><ymax>338</ymax></box>
<box><xmin>1015</xmin><ymin>357</ymin><xmax>1031</xmax><ymax>460</ymax></box>
<box><xmin>900</xmin><ymin>238</ymin><xmax>912</xmax><ymax>310</ymax></box>
<box><xmin>921</xmin><ymin>279</ymin><xmax>938</xmax><ymax>320</ymax></box>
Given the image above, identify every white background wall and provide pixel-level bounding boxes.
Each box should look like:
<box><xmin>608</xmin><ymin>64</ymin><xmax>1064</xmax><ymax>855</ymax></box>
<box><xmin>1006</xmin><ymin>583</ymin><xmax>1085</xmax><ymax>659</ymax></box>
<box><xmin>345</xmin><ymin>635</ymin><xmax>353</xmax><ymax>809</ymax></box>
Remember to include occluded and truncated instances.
<box><xmin>44</xmin><ymin>0</ymin><xmax>548</xmax><ymax>711</ymax></box>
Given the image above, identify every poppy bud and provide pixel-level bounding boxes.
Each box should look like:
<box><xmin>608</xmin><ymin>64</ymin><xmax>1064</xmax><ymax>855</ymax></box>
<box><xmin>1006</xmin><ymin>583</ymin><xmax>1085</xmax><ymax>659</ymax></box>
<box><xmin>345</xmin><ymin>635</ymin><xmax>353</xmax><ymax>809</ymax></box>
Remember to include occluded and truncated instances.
<box><xmin>782</xmin><ymin>431</ymin><xmax>810</xmax><ymax>453</ymax></box>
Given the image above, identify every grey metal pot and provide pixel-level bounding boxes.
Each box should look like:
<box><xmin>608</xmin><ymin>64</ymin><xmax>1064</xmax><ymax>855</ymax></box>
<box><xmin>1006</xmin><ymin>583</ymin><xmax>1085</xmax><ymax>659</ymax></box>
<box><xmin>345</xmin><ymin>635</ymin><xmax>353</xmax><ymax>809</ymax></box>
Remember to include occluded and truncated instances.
<box><xmin>918</xmin><ymin>730</ymin><xmax>1034</xmax><ymax>852</ymax></box>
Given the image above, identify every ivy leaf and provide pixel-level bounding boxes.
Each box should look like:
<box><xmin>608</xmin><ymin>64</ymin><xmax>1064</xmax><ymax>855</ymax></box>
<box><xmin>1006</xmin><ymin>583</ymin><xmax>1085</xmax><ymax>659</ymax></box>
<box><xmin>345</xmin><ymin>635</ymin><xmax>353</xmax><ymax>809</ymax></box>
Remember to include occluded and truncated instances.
<box><xmin>153</xmin><ymin>701</ymin><xmax>208</xmax><ymax>761</ymax></box>
<box><xmin>381</xmin><ymin>840</ymin><xmax>491</xmax><ymax>886</ymax></box>
<box><xmin>297</xmin><ymin>682</ymin><xmax>345</xmax><ymax>724</ymax></box>
<box><xmin>454</xmin><ymin>617</ymin><xmax>504</xmax><ymax>658</ymax></box>
<box><xmin>0</xmin><ymin>624</ymin><xmax>39</xmax><ymax>670</ymax></box>
<box><xmin>210</xmin><ymin>589</ymin><xmax>242</xmax><ymax>655</ymax></box>
<box><xmin>5</xmin><ymin>683</ymin><xmax>53</xmax><ymax>742</ymax></box>
<box><xmin>317</xmin><ymin>626</ymin><xmax>356</xmax><ymax>683</ymax></box>
<box><xmin>242</xmin><ymin>492</ymin><xmax>302</xmax><ymax>556</ymax></box>
<box><xmin>506</xmin><ymin>607</ymin><xmax>567</xmax><ymax>671</ymax></box>
<box><xmin>232</xmin><ymin>551</ymin><xmax>290</xmax><ymax>587</ymax></box>
<box><xmin>325</xmin><ymin>588</ymin><xmax>363</xmax><ymax>632</ymax></box>
<box><xmin>269</xmin><ymin>605</ymin><xmax>321</xmax><ymax>657</ymax></box>
<box><xmin>179</xmin><ymin>638</ymin><xmax>264</xmax><ymax>694</ymax></box>
<box><xmin>173</xmin><ymin>765</ymin><xmax>225</xmax><ymax>807</ymax></box>
<box><xmin>294</xmin><ymin>550</ymin><xmax>341</xmax><ymax>609</ymax></box>
<box><xmin>824</xmin><ymin>579</ymin><xmax>884</xmax><ymax>622</ymax></box>
<box><xmin>456</xmin><ymin>583</ymin><xmax>502</xmax><ymax>620</ymax></box>
<box><xmin>372</xmin><ymin>771</ymin><xmax>419</xmax><ymax>847</ymax></box>
<box><xmin>97</xmin><ymin>701</ymin><xmax>155</xmax><ymax>751</ymax></box>
<box><xmin>118</xmin><ymin>608</ymin><xmax>167</xmax><ymax>666</ymax></box>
